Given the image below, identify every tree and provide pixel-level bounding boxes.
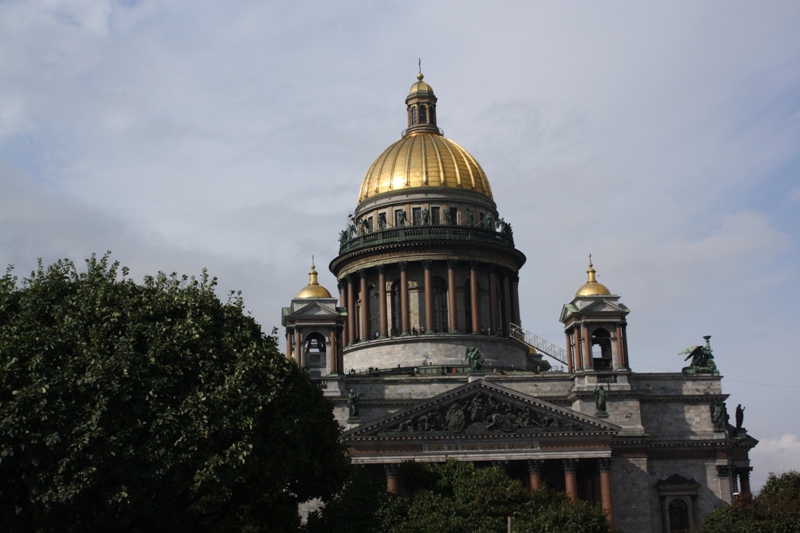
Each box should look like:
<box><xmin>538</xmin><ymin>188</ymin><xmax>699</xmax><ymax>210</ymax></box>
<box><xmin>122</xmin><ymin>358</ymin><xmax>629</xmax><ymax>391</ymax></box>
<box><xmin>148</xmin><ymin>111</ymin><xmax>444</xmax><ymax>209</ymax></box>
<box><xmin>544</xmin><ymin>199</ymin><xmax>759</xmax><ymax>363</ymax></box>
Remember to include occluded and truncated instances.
<box><xmin>698</xmin><ymin>471</ymin><xmax>800</xmax><ymax>533</ymax></box>
<box><xmin>305</xmin><ymin>460</ymin><xmax>612</xmax><ymax>533</ymax></box>
<box><xmin>0</xmin><ymin>255</ymin><xmax>350</xmax><ymax>532</ymax></box>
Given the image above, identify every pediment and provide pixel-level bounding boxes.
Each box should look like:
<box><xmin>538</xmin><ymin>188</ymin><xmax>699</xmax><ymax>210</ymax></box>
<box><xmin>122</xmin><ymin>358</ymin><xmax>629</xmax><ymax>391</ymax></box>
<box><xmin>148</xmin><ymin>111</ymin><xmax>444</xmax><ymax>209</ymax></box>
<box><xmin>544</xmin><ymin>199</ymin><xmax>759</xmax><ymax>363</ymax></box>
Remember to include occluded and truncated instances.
<box><xmin>290</xmin><ymin>300</ymin><xmax>340</xmax><ymax>317</ymax></box>
<box><xmin>560</xmin><ymin>298</ymin><xmax>629</xmax><ymax>321</ymax></box>
<box><xmin>344</xmin><ymin>380</ymin><xmax>619</xmax><ymax>441</ymax></box>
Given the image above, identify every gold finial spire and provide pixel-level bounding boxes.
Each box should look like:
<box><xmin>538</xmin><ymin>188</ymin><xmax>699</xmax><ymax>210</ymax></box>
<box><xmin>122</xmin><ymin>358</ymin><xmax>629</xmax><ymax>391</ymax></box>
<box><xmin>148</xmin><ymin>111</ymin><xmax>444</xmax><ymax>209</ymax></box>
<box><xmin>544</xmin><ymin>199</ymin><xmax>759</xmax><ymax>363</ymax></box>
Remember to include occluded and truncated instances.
<box><xmin>418</xmin><ymin>58</ymin><xmax>423</xmax><ymax>80</ymax></box>
<box><xmin>587</xmin><ymin>254</ymin><xmax>597</xmax><ymax>283</ymax></box>
<box><xmin>308</xmin><ymin>261</ymin><xmax>319</xmax><ymax>286</ymax></box>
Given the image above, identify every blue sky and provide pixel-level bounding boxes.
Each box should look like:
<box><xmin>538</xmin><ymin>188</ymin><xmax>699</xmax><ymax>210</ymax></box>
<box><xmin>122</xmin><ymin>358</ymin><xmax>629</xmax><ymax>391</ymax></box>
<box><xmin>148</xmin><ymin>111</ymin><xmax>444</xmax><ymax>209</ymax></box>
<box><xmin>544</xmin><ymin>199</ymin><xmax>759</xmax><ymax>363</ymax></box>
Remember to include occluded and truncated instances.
<box><xmin>2</xmin><ymin>0</ymin><xmax>799</xmax><ymax>490</ymax></box>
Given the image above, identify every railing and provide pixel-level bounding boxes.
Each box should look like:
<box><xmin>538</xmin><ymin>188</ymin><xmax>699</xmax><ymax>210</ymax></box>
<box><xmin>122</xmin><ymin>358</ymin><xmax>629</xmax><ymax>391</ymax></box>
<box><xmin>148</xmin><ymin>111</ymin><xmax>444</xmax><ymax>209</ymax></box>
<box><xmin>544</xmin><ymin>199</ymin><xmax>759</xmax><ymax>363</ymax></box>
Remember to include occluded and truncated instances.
<box><xmin>339</xmin><ymin>225</ymin><xmax>514</xmax><ymax>254</ymax></box>
<box><xmin>345</xmin><ymin>362</ymin><xmax>521</xmax><ymax>377</ymax></box>
<box><xmin>509</xmin><ymin>324</ymin><xmax>568</xmax><ymax>365</ymax></box>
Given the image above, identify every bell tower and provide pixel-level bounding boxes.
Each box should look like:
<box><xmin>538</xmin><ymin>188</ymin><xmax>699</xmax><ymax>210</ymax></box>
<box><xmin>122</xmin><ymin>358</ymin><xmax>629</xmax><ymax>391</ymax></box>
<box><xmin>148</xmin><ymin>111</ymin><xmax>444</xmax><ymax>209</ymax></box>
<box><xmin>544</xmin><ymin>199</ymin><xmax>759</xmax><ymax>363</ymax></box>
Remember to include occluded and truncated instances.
<box><xmin>560</xmin><ymin>257</ymin><xmax>630</xmax><ymax>372</ymax></box>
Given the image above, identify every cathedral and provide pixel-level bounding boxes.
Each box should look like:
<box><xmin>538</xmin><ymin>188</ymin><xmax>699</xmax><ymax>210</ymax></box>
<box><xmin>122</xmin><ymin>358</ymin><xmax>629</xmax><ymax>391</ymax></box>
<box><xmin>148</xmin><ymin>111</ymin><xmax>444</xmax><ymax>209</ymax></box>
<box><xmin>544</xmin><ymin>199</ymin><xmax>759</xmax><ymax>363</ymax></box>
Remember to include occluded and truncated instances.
<box><xmin>281</xmin><ymin>73</ymin><xmax>757</xmax><ymax>532</ymax></box>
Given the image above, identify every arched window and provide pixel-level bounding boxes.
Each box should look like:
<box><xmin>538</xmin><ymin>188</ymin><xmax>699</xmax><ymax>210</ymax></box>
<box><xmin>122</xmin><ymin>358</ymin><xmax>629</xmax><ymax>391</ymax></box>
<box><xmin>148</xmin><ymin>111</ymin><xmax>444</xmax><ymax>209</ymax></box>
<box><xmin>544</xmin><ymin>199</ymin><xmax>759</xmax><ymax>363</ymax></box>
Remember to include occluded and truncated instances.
<box><xmin>431</xmin><ymin>276</ymin><xmax>447</xmax><ymax>333</ymax></box>
<box><xmin>304</xmin><ymin>332</ymin><xmax>326</xmax><ymax>366</ymax></box>
<box><xmin>591</xmin><ymin>327</ymin><xmax>613</xmax><ymax>369</ymax></box>
<box><xmin>419</xmin><ymin>105</ymin><xmax>427</xmax><ymax>123</ymax></box>
<box><xmin>668</xmin><ymin>499</ymin><xmax>690</xmax><ymax>533</ymax></box>
<box><xmin>463</xmin><ymin>279</ymin><xmax>472</xmax><ymax>334</ymax></box>
<box><xmin>411</xmin><ymin>106</ymin><xmax>418</xmax><ymax>125</ymax></box>
<box><xmin>368</xmin><ymin>285</ymin><xmax>379</xmax><ymax>339</ymax></box>
<box><xmin>391</xmin><ymin>280</ymin><xmax>401</xmax><ymax>336</ymax></box>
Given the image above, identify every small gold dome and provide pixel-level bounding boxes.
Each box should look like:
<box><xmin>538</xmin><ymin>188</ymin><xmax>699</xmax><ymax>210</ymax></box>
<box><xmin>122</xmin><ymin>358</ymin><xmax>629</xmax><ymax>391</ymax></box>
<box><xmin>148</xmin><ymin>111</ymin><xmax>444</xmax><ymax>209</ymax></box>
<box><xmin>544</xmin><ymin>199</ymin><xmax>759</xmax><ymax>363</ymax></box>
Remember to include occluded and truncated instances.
<box><xmin>408</xmin><ymin>73</ymin><xmax>434</xmax><ymax>95</ymax></box>
<box><xmin>358</xmin><ymin>132</ymin><xmax>493</xmax><ymax>203</ymax></box>
<box><xmin>296</xmin><ymin>262</ymin><xmax>332</xmax><ymax>299</ymax></box>
<box><xmin>576</xmin><ymin>257</ymin><xmax>611</xmax><ymax>297</ymax></box>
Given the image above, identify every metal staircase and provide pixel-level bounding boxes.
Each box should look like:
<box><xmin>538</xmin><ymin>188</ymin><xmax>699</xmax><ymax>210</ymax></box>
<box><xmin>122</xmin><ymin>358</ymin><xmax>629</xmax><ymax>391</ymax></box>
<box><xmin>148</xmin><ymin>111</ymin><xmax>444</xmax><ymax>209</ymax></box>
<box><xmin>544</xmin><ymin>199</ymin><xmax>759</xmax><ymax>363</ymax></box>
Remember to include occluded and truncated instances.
<box><xmin>509</xmin><ymin>323</ymin><xmax>568</xmax><ymax>366</ymax></box>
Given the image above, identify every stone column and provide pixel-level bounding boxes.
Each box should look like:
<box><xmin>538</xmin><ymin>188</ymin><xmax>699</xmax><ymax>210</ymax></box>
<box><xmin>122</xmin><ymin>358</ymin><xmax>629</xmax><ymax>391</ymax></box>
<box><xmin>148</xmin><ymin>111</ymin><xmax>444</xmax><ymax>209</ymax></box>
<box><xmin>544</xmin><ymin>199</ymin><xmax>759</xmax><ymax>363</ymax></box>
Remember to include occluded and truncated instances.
<box><xmin>565</xmin><ymin>333</ymin><xmax>574</xmax><ymax>373</ymax></box>
<box><xmin>737</xmin><ymin>467</ymin><xmax>753</xmax><ymax>495</ymax></box>
<box><xmin>423</xmin><ymin>261</ymin><xmax>434</xmax><ymax>334</ymax></box>
<box><xmin>399</xmin><ymin>262</ymin><xmax>410</xmax><ymax>335</ymax></box>
<box><xmin>385</xmin><ymin>464</ymin><xmax>400</xmax><ymax>494</ymax></box>
<box><xmin>377</xmin><ymin>265</ymin><xmax>388</xmax><ymax>338</ymax></box>
<box><xmin>621</xmin><ymin>321</ymin><xmax>630</xmax><ymax>368</ymax></box>
<box><xmin>717</xmin><ymin>465</ymin><xmax>733</xmax><ymax>501</ymax></box>
<box><xmin>598</xmin><ymin>458</ymin><xmax>614</xmax><ymax>525</ymax></box>
<box><xmin>327</xmin><ymin>328</ymin><xmax>335</xmax><ymax>374</ymax></box>
<box><xmin>285</xmin><ymin>330</ymin><xmax>292</xmax><ymax>360</ymax></box>
<box><xmin>615</xmin><ymin>324</ymin><xmax>625</xmax><ymax>369</ymax></box>
<box><xmin>512</xmin><ymin>274</ymin><xmax>521</xmax><ymax>326</ymax></box>
<box><xmin>573</xmin><ymin>329</ymin><xmax>583</xmax><ymax>371</ymax></box>
<box><xmin>447</xmin><ymin>260</ymin><xmax>458</xmax><ymax>333</ymax></box>
<box><xmin>470</xmin><ymin>262</ymin><xmax>480</xmax><ymax>334</ymax></box>
<box><xmin>502</xmin><ymin>273</ymin><xmax>512</xmax><ymax>336</ymax></box>
<box><xmin>527</xmin><ymin>460</ymin><xmax>545</xmax><ymax>491</ymax></box>
<box><xmin>359</xmin><ymin>270</ymin><xmax>368</xmax><ymax>341</ymax></box>
<box><xmin>337</xmin><ymin>326</ymin><xmax>344</xmax><ymax>373</ymax></box>
<box><xmin>489</xmin><ymin>267</ymin><xmax>499</xmax><ymax>334</ymax></box>
<box><xmin>563</xmin><ymin>459</ymin><xmax>579</xmax><ymax>501</ymax></box>
<box><xmin>346</xmin><ymin>275</ymin><xmax>355</xmax><ymax>344</ymax></box>
<box><xmin>583</xmin><ymin>323</ymin><xmax>592</xmax><ymax>370</ymax></box>
<box><xmin>294</xmin><ymin>328</ymin><xmax>302</xmax><ymax>366</ymax></box>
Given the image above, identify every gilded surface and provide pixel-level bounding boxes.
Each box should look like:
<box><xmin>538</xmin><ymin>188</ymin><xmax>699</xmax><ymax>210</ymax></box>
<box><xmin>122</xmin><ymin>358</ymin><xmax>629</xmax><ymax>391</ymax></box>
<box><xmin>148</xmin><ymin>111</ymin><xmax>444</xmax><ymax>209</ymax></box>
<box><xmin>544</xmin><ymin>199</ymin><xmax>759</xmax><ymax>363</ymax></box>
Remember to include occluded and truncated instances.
<box><xmin>358</xmin><ymin>132</ymin><xmax>493</xmax><ymax>203</ymax></box>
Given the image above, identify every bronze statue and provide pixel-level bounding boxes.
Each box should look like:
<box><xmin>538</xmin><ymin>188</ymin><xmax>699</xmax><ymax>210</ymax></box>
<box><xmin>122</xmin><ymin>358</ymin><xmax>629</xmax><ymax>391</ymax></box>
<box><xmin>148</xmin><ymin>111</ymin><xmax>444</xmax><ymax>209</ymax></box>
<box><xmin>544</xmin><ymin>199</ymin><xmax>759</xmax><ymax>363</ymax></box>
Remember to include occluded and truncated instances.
<box><xmin>465</xmin><ymin>208</ymin><xmax>474</xmax><ymax>227</ymax></box>
<box><xmin>444</xmin><ymin>208</ymin><xmax>452</xmax><ymax>225</ymax></box>
<box><xmin>679</xmin><ymin>336</ymin><xmax>718</xmax><ymax>375</ymax></box>
<box><xmin>421</xmin><ymin>208</ymin><xmax>430</xmax><ymax>225</ymax></box>
<box><xmin>465</xmin><ymin>346</ymin><xmax>484</xmax><ymax>371</ymax></box>
<box><xmin>347</xmin><ymin>389</ymin><xmax>361</xmax><ymax>418</ymax></box>
<box><xmin>736</xmin><ymin>404</ymin><xmax>745</xmax><ymax>429</ymax></box>
<box><xmin>593</xmin><ymin>384</ymin><xmax>608</xmax><ymax>416</ymax></box>
<box><xmin>358</xmin><ymin>218</ymin><xmax>369</xmax><ymax>234</ymax></box>
<box><xmin>711</xmin><ymin>400</ymin><xmax>727</xmax><ymax>431</ymax></box>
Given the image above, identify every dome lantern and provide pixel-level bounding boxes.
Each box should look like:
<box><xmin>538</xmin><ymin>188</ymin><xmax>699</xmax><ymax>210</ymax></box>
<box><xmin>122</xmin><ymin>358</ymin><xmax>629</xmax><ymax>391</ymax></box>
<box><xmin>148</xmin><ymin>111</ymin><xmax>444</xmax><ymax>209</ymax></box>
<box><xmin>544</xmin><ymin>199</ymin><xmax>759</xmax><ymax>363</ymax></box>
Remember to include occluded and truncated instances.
<box><xmin>405</xmin><ymin>71</ymin><xmax>439</xmax><ymax>135</ymax></box>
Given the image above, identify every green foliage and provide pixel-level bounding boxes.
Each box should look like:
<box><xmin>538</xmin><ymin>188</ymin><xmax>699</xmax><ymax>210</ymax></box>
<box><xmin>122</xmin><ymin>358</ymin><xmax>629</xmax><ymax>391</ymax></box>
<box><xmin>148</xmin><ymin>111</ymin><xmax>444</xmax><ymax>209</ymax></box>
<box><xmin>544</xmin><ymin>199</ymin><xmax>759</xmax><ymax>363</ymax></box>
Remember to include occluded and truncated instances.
<box><xmin>306</xmin><ymin>459</ymin><xmax>612</xmax><ymax>533</ymax></box>
<box><xmin>0</xmin><ymin>254</ymin><xmax>350</xmax><ymax>532</ymax></box>
<box><xmin>699</xmin><ymin>471</ymin><xmax>800</xmax><ymax>533</ymax></box>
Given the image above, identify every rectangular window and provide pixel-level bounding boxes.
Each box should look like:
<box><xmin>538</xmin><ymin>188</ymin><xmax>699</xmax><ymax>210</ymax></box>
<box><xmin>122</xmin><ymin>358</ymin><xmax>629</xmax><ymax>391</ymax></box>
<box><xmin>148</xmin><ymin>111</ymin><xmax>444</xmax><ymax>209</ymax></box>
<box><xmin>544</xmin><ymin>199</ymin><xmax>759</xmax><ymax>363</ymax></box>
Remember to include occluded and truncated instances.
<box><xmin>431</xmin><ymin>206</ymin><xmax>441</xmax><ymax>225</ymax></box>
<box><xmin>367</xmin><ymin>216</ymin><xmax>373</xmax><ymax>232</ymax></box>
<box><xmin>412</xmin><ymin>207</ymin><xmax>422</xmax><ymax>226</ymax></box>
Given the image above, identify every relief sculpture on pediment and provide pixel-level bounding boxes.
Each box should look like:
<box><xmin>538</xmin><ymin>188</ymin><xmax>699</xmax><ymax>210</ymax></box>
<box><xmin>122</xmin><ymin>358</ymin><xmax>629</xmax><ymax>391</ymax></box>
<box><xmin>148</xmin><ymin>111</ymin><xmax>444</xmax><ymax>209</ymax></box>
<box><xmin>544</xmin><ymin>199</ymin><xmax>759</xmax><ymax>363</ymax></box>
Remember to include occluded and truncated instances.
<box><xmin>388</xmin><ymin>392</ymin><xmax>586</xmax><ymax>435</ymax></box>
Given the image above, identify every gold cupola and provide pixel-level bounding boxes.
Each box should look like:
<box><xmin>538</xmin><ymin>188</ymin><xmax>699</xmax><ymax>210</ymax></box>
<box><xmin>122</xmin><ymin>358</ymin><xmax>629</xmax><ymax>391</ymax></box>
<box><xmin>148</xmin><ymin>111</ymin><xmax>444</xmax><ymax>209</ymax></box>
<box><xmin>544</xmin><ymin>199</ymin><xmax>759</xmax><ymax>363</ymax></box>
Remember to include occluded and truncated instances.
<box><xmin>357</xmin><ymin>72</ymin><xmax>493</xmax><ymax>204</ymax></box>
<box><xmin>575</xmin><ymin>256</ymin><xmax>611</xmax><ymax>297</ymax></box>
<box><xmin>296</xmin><ymin>261</ymin><xmax>332</xmax><ymax>299</ymax></box>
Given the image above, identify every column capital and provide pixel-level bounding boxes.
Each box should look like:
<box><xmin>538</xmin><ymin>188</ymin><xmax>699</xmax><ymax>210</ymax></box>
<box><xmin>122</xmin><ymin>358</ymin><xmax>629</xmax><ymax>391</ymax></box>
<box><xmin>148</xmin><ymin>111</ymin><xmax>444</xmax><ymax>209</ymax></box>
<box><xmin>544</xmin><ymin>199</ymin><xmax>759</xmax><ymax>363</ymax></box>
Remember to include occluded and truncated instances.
<box><xmin>376</xmin><ymin>264</ymin><xmax>385</xmax><ymax>274</ymax></box>
<box><xmin>735</xmin><ymin>466</ymin><xmax>753</xmax><ymax>477</ymax></box>
<box><xmin>447</xmin><ymin>259</ymin><xmax>458</xmax><ymax>268</ymax></box>
<box><xmin>470</xmin><ymin>260</ymin><xmax>478</xmax><ymax>270</ymax></box>
<box><xmin>716</xmin><ymin>465</ymin><xmax>731</xmax><ymax>478</ymax></box>
<box><xmin>598</xmin><ymin>458</ymin><xmax>614</xmax><ymax>472</ymax></box>
<box><xmin>527</xmin><ymin>459</ymin><xmax>545</xmax><ymax>474</ymax></box>
<box><xmin>422</xmin><ymin>260</ymin><xmax>432</xmax><ymax>270</ymax></box>
<box><xmin>399</xmin><ymin>261</ymin><xmax>408</xmax><ymax>272</ymax></box>
<box><xmin>384</xmin><ymin>464</ymin><xmax>399</xmax><ymax>478</ymax></box>
<box><xmin>563</xmin><ymin>458</ymin><xmax>579</xmax><ymax>473</ymax></box>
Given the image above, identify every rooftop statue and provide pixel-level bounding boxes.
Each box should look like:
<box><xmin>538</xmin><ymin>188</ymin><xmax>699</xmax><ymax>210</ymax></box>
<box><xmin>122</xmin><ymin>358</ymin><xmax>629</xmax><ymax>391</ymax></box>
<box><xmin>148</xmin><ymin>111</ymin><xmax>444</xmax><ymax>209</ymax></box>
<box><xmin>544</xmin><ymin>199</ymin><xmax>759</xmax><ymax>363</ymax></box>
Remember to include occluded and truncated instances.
<box><xmin>347</xmin><ymin>389</ymin><xmax>361</xmax><ymax>419</ymax></box>
<box><xmin>679</xmin><ymin>335</ymin><xmax>718</xmax><ymax>375</ymax></box>
<box><xmin>593</xmin><ymin>384</ymin><xmax>608</xmax><ymax>418</ymax></box>
<box><xmin>465</xmin><ymin>346</ymin><xmax>484</xmax><ymax>371</ymax></box>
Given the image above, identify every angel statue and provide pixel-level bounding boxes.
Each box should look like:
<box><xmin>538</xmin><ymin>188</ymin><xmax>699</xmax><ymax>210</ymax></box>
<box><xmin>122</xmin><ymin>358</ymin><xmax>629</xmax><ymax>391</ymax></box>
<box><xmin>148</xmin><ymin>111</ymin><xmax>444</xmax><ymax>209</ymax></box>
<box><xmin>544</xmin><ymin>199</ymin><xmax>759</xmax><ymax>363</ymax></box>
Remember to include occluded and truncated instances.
<box><xmin>679</xmin><ymin>335</ymin><xmax>718</xmax><ymax>375</ymax></box>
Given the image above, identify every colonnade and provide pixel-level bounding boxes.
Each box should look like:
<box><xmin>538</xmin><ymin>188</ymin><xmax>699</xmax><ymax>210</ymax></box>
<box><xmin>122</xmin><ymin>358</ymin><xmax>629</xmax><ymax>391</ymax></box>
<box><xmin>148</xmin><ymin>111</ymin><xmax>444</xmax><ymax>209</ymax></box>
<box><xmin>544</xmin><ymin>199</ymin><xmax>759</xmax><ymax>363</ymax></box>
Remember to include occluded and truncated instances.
<box><xmin>384</xmin><ymin>457</ymin><xmax>614</xmax><ymax>524</ymax></box>
<box><xmin>337</xmin><ymin>260</ymin><xmax>521</xmax><ymax>345</ymax></box>
<box><xmin>564</xmin><ymin>321</ymin><xmax>629</xmax><ymax>373</ymax></box>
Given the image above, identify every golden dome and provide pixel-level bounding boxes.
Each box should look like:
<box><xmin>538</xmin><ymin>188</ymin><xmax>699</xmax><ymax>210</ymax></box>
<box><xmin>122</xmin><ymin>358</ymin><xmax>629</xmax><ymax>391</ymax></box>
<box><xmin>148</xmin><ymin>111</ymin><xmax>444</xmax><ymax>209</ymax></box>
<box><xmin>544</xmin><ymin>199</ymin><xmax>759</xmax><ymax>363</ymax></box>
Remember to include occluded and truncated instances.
<box><xmin>408</xmin><ymin>72</ymin><xmax>434</xmax><ymax>95</ymax></box>
<box><xmin>358</xmin><ymin>132</ymin><xmax>493</xmax><ymax>203</ymax></box>
<box><xmin>296</xmin><ymin>262</ymin><xmax>332</xmax><ymax>299</ymax></box>
<box><xmin>575</xmin><ymin>256</ymin><xmax>611</xmax><ymax>297</ymax></box>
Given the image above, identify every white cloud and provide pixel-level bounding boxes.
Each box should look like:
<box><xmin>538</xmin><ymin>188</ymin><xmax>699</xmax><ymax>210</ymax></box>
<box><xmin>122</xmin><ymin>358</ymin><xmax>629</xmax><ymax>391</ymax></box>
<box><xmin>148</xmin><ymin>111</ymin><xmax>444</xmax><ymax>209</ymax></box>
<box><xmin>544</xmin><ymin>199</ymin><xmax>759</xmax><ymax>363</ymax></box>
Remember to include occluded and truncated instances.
<box><xmin>750</xmin><ymin>434</ymin><xmax>800</xmax><ymax>492</ymax></box>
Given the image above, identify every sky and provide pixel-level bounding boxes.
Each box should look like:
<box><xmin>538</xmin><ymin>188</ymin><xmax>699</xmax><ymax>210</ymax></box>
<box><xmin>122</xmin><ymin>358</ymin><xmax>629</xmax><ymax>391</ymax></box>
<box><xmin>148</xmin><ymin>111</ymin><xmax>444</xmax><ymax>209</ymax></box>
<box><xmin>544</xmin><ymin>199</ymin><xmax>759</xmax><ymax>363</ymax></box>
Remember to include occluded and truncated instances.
<box><xmin>1</xmin><ymin>0</ymin><xmax>799</xmax><ymax>491</ymax></box>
